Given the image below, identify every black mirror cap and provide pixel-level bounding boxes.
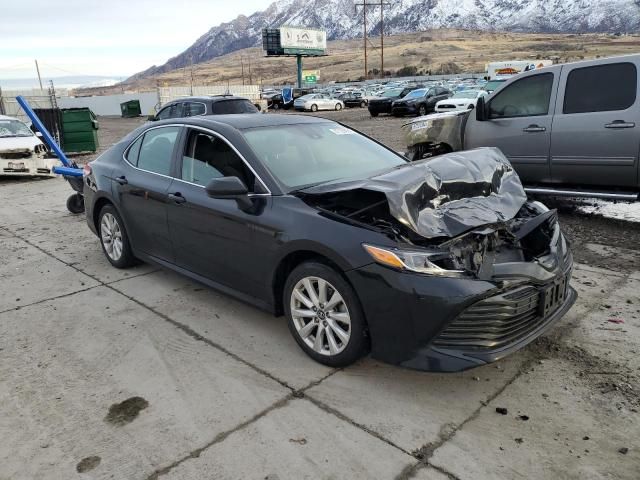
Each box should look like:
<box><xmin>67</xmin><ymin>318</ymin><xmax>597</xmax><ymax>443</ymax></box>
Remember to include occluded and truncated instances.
<box><xmin>205</xmin><ymin>176</ymin><xmax>249</xmax><ymax>198</ymax></box>
<box><xmin>476</xmin><ymin>96</ymin><xmax>488</xmax><ymax>121</ymax></box>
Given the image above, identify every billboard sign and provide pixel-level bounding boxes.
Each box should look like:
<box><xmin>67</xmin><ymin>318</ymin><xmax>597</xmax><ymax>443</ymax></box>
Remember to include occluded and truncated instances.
<box><xmin>280</xmin><ymin>26</ymin><xmax>327</xmax><ymax>52</ymax></box>
<box><xmin>302</xmin><ymin>70</ymin><xmax>320</xmax><ymax>84</ymax></box>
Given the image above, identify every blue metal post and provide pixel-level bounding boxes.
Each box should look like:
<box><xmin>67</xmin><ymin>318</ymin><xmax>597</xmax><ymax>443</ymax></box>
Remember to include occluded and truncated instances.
<box><xmin>16</xmin><ymin>95</ymin><xmax>83</xmax><ymax>177</ymax></box>
<box><xmin>297</xmin><ymin>55</ymin><xmax>303</xmax><ymax>88</ymax></box>
<box><xmin>16</xmin><ymin>95</ymin><xmax>72</xmax><ymax>168</ymax></box>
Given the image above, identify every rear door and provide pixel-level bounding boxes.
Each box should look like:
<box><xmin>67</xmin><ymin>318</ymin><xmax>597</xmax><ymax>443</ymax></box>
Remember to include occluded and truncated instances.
<box><xmin>465</xmin><ymin>71</ymin><xmax>558</xmax><ymax>183</ymax></box>
<box><xmin>550</xmin><ymin>60</ymin><xmax>640</xmax><ymax>187</ymax></box>
<box><xmin>115</xmin><ymin>125</ymin><xmax>181</xmax><ymax>262</ymax></box>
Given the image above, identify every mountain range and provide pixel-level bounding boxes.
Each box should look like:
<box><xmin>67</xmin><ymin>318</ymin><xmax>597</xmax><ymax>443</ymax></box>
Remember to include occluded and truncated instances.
<box><xmin>128</xmin><ymin>0</ymin><xmax>640</xmax><ymax>81</ymax></box>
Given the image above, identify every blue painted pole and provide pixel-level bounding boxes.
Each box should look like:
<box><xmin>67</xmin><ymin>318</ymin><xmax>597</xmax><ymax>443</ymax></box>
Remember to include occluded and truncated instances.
<box><xmin>16</xmin><ymin>95</ymin><xmax>74</xmax><ymax>168</ymax></box>
<box><xmin>297</xmin><ymin>55</ymin><xmax>303</xmax><ymax>88</ymax></box>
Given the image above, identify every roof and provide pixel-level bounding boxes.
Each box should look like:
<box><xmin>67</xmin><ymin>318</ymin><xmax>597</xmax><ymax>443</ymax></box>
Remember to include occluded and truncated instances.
<box><xmin>165</xmin><ymin>95</ymin><xmax>248</xmax><ymax>103</ymax></box>
<box><xmin>188</xmin><ymin>113</ymin><xmax>332</xmax><ymax>130</ymax></box>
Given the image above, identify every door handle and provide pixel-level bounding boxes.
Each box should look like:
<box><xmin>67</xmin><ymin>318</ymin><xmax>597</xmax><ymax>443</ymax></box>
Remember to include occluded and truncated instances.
<box><xmin>168</xmin><ymin>192</ymin><xmax>186</xmax><ymax>204</ymax></box>
<box><xmin>115</xmin><ymin>175</ymin><xmax>128</xmax><ymax>185</ymax></box>
<box><xmin>605</xmin><ymin>120</ymin><xmax>635</xmax><ymax>129</ymax></box>
<box><xmin>522</xmin><ymin>125</ymin><xmax>546</xmax><ymax>133</ymax></box>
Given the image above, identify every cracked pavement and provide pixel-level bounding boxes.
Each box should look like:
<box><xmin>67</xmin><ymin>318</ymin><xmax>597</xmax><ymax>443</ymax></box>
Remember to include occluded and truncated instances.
<box><xmin>0</xmin><ymin>116</ymin><xmax>639</xmax><ymax>479</ymax></box>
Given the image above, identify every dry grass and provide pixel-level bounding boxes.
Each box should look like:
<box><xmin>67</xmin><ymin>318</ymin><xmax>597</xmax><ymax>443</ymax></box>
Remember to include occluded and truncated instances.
<box><xmin>79</xmin><ymin>29</ymin><xmax>640</xmax><ymax>94</ymax></box>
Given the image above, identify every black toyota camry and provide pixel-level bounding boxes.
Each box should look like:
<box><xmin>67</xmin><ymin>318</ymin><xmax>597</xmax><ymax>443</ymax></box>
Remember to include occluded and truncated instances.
<box><xmin>83</xmin><ymin>114</ymin><xmax>576</xmax><ymax>372</ymax></box>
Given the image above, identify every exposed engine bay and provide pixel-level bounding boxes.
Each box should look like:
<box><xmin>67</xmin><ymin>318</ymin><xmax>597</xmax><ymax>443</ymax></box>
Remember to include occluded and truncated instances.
<box><xmin>299</xmin><ymin>148</ymin><xmax>560</xmax><ymax>280</ymax></box>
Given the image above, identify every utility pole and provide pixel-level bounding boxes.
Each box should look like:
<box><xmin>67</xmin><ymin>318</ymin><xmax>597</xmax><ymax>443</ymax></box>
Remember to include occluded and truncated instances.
<box><xmin>240</xmin><ymin>56</ymin><xmax>245</xmax><ymax>85</ymax></box>
<box><xmin>355</xmin><ymin>1</ymin><xmax>390</xmax><ymax>80</ymax></box>
<box><xmin>189</xmin><ymin>54</ymin><xmax>194</xmax><ymax>95</ymax></box>
<box><xmin>34</xmin><ymin>59</ymin><xmax>43</xmax><ymax>90</ymax></box>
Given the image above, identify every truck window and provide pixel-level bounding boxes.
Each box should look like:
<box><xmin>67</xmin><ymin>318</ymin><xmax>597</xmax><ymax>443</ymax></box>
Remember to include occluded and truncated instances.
<box><xmin>488</xmin><ymin>73</ymin><xmax>553</xmax><ymax>119</ymax></box>
<box><xmin>563</xmin><ymin>63</ymin><xmax>637</xmax><ymax>114</ymax></box>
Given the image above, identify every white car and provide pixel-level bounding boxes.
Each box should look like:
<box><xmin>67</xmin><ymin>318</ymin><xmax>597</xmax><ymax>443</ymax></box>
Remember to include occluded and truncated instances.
<box><xmin>434</xmin><ymin>90</ymin><xmax>488</xmax><ymax>113</ymax></box>
<box><xmin>294</xmin><ymin>94</ymin><xmax>345</xmax><ymax>112</ymax></box>
<box><xmin>0</xmin><ymin>115</ymin><xmax>55</xmax><ymax>177</ymax></box>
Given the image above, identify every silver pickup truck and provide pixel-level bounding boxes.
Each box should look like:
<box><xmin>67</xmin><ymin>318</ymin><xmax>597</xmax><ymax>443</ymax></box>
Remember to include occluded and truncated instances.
<box><xmin>403</xmin><ymin>54</ymin><xmax>640</xmax><ymax>201</ymax></box>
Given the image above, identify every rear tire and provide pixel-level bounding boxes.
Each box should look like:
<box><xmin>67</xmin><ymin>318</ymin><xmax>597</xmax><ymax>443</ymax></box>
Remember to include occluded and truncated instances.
<box><xmin>311</xmin><ymin>104</ymin><xmax>318</xmax><ymax>112</ymax></box>
<box><xmin>335</xmin><ymin>103</ymin><xmax>343</xmax><ymax>111</ymax></box>
<box><xmin>284</xmin><ymin>262</ymin><xmax>368</xmax><ymax>368</ymax></box>
<box><xmin>360</xmin><ymin>101</ymin><xmax>367</xmax><ymax>108</ymax></box>
<box><xmin>98</xmin><ymin>205</ymin><xmax>136</xmax><ymax>269</ymax></box>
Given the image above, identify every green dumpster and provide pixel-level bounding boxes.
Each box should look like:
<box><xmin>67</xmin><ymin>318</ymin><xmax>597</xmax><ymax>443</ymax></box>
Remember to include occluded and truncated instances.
<box><xmin>61</xmin><ymin>108</ymin><xmax>99</xmax><ymax>153</ymax></box>
<box><xmin>120</xmin><ymin>100</ymin><xmax>142</xmax><ymax>118</ymax></box>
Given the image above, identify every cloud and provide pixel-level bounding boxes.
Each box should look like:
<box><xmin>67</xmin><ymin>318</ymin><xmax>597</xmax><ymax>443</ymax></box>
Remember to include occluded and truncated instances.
<box><xmin>0</xmin><ymin>0</ymin><xmax>272</xmax><ymax>78</ymax></box>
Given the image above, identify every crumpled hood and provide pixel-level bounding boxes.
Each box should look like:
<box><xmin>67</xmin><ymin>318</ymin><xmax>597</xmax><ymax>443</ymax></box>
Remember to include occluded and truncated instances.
<box><xmin>301</xmin><ymin>147</ymin><xmax>528</xmax><ymax>239</ymax></box>
<box><xmin>0</xmin><ymin>135</ymin><xmax>41</xmax><ymax>152</ymax></box>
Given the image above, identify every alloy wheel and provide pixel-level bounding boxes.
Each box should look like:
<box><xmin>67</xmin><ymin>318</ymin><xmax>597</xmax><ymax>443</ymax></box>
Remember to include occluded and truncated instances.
<box><xmin>100</xmin><ymin>212</ymin><xmax>123</xmax><ymax>261</ymax></box>
<box><xmin>290</xmin><ymin>276</ymin><xmax>351</xmax><ymax>356</ymax></box>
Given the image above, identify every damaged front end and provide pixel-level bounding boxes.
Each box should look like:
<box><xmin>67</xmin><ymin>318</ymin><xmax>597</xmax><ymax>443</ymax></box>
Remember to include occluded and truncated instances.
<box><xmin>402</xmin><ymin>110</ymin><xmax>468</xmax><ymax>160</ymax></box>
<box><xmin>299</xmin><ymin>148</ymin><xmax>576</xmax><ymax>370</ymax></box>
<box><xmin>0</xmin><ymin>144</ymin><xmax>56</xmax><ymax>177</ymax></box>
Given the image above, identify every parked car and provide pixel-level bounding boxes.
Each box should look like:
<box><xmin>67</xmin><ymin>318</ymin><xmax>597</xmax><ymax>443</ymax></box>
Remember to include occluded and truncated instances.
<box><xmin>267</xmin><ymin>93</ymin><xmax>292</xmax><ymax>110</ymax></box>
<box><xmin>294</xmin><ymin>94</ymin><xmax>344</xmax><ymax>112</ymax></box>
<box><xmin>391</xmin><ymin>87</ymin><xmax>452</xmax><ymax>117</ymax></box>
<box><xmin>151</xmin><ymin>95</ymin><xmax>259</xmax><ymax>120</ymax></box>
<box><xmin>0</xmin><ymin>115</ymin><xmax>55</xmax><ymax>177</ymax></box>
<box><xmin>483</xmin><ymin>79</ymin><xmax>507</xmax><ymax>93</ymax></box>
<box><xmin>435</xmin><ymin>90</ymin><xmax>488</xmax><ymax>113</ymax></box>
<box><xmin>367</xmin><ymin>85</ymin><xmax>425</xmax><ymax>117</ymax></box>
<box><xmin>83</xmin><ymin>114</ymin><xmax>576</xmax><ymax>372</ymax></box>
<box><xmin>403</xmin><ymin>54</ymin><xmax>640</xmax><ymax>200</ymax></box>
<box><xmin>339</xmin><ymin>92</ymin><xmax>368</xmax><ymax>108</ymax></box>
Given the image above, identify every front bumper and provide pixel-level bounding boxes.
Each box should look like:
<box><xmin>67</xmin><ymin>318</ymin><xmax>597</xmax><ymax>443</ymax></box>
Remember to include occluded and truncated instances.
<box><xmin>0</xmin><ymin>157</ymin><xmax>57</xmax><ymax>177</ymax></box>
<box><xmin>391</xmin><ymin>104</ymin><xmax>419</xmax><ymax>115</ymax></box>
<box><xmin>368</xmin><ymin>102</ymin><xmax>392</xmax><ymax>114</ymax></box>
<box><xmin>347</xmin><ymin>256</ymin><xmax>575</xmax><ymax>372</ymax></box>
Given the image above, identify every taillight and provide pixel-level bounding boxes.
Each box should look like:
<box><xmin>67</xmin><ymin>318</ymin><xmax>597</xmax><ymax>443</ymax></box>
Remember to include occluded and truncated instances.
<box><xmin>83</xmin><ymin>163</ymin><xmax>92</xmax><ymax>177</ymax></box>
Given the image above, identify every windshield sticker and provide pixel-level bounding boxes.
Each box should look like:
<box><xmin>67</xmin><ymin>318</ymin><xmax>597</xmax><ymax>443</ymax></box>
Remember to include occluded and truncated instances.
<box><xmin>329</xmin><ymin>127</ymin><xmax>355</xmax><ymax>135</ymax></box>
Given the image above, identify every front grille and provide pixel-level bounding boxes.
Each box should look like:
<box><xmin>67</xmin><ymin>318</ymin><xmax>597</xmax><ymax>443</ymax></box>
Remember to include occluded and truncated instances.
<box><xmin>439</xmin><ymin>104</ymin><xmax>455</xmax><ymax>109</ymax></box>
<box><xmin>432</xmin><ymin>286</ymin><xmax>547</xmax><ymax>351</ymax></box>
<box><xmin>0</xmin><ymin>151</ymin><xmax>32</xmax><ymax>159</ymax></box>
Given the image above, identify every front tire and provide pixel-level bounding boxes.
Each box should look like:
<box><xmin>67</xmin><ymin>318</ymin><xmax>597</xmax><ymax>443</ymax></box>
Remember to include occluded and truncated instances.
<box><xmin>335</xmin><ymin>103</ymin><xmax>343</xmax><ymax>111</ymax></box>
<box><xmin>98</xmin><ymin>204</ymin><xmax>136</xmax><ymax>268</ymax></box>
<box><xmin>284</xmin><ymin>262</ymin><xmax>368</xmax><ymax>367</ymax></box>
<box><xmin>310</xmin><ymin>104</ymin><xmax>318</xmax><ymax>112</ymax></box>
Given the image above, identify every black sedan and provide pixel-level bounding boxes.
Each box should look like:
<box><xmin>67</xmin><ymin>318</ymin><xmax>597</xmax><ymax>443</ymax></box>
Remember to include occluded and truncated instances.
<box><xmin>338</xmin><ymin>93</ymin><xmax>368</xmax><ymax>108</ymax></box>
<box><xmin>391</xmin><ymin>87</ymin><xmax>452</xmax><ymax>116</ymax></box>
<box><xmin>83</xmin><ymin>114</ymin><xmax>576</xmax><ymax>372</ymax></box>
<box><xmin>367</xmin><ymin>85</ymin><xmax>424</xmax><ymax>117</ymax></box>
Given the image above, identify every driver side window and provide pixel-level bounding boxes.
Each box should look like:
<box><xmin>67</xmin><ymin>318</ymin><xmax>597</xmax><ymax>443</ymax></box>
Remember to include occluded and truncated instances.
<box><xmin>489</xmin><ymin>73</ymin><xmax>553</xmax><ymax>119</ymax></box>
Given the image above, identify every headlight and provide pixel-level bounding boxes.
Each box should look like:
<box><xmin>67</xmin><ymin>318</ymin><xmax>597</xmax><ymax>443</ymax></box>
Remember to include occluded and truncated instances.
<box><xmin>363</xmin><ymin>244</ymin><xmax>464</xmax><ymax>276</ymax></box>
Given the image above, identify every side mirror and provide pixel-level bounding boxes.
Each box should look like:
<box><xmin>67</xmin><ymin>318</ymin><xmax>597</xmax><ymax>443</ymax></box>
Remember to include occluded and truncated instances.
<box><xmin>475</xmin><ymin>96</ymin><xmax>489</xmax><ymax>121</ymax></box>
<box><xmin>205</xmin><ymin>176</ymin><xmax>252</xmax><ymax>210</ymax></box>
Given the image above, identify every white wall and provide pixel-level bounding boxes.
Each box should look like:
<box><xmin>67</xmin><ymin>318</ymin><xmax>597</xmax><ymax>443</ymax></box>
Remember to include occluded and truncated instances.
<box><xmin>58</xmin><ymin>92</ymin><xmax>159</xmax><ymax>116</ymax></box>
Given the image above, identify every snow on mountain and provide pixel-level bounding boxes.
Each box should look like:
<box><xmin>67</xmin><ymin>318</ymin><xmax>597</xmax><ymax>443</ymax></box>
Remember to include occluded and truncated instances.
<box><xmin>128</xmin><ymin>0</ymin><xmax>640</xmax><ymax>80</ymax></box>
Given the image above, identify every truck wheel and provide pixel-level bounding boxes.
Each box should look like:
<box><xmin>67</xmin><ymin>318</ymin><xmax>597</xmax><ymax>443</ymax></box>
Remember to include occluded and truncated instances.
<box><xmin>66</xmin><ymin>193</ymin><xmax>85</xmax><ymax>214</ymax></box>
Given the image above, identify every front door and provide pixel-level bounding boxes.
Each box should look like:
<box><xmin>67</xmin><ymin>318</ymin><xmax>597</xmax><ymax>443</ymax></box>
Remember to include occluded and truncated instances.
<box><xmin>114</xmin><ymin>125</ymin><xmax>181</xmax><ymax>262</ymax></box>
<box><xmin>166</xmin><ymin>127</ymin><xmax>269</xmax><ymax>298</ymax></box>
<box><xmin>550</xmin><ymin>60</ymin><xmax>640</xmax><ymax>188</ymax></box>
<box><xmin>465</xmin><ymin>71</ymin><xmax>558</xmax><ymax>184</ymax></box>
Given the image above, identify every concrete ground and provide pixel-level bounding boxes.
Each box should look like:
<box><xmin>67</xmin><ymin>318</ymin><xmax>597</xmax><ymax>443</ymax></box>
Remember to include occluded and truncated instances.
<box><xmin>0</xmin><ymin>112</ymin><xmax>639</xmax><ymax>479</ymax></box>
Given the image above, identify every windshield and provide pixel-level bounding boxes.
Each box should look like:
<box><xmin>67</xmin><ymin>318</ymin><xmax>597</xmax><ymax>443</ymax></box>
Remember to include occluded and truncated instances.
<box><xmin>484</xmin><ymin>80</ymin><xmax>506</xmax><ymax>91</ymax></box>
<box><xmin>403</xmin><ymin>89</ymin><xmax>426</xmax><ymax>99</ymax></box>
<box><xmin>0</xmin><ymin>119</ymin><xmax>34</xmax><ymax>138</ymax></box>
<box><xmin>242</xmin><ymin>123</ymin><xmax>406</xmax><ymax>190</ymax></box>
<box><xmin>453</xmin><ymin>90</ymin><xmax>481</xmax><ymax>99</ymax></box>
<box><xmin>381</xmin><ymin>88</ymin><xmax>403</xmax><ymax>98</ymax></box>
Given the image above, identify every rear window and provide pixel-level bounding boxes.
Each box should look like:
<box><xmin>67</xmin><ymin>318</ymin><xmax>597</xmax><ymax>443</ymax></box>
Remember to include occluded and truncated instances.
<box><xmin>211</xmin><ymin>99</ymin><xmax>258</xmax><ymax>114</ymax></box>
<box><xmin>563</xmin><ymin>62</ymin><xmax>637</xmax><ymax>114</ymax></box>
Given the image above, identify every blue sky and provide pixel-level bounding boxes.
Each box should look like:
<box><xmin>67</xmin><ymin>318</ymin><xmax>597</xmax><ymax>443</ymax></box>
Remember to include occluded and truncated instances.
<box><xmin>0</xmin><ymin>0</ymin><xmax>273</xmax><ymax>80</ymax></box>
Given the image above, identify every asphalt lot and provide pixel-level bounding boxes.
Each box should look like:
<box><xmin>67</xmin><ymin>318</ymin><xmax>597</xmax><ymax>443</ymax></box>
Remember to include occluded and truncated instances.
<box><xmin>1</xmin><ymin>110</ymin><xmax>639</xmax><ymax>479</ymax></box>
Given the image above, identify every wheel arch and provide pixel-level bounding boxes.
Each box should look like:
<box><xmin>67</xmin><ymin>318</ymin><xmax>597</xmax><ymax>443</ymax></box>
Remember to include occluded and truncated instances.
<box><xmin>271</xmin><ymin>249</ymin><xmax>353</xmax><ymax>316</ymax></box>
